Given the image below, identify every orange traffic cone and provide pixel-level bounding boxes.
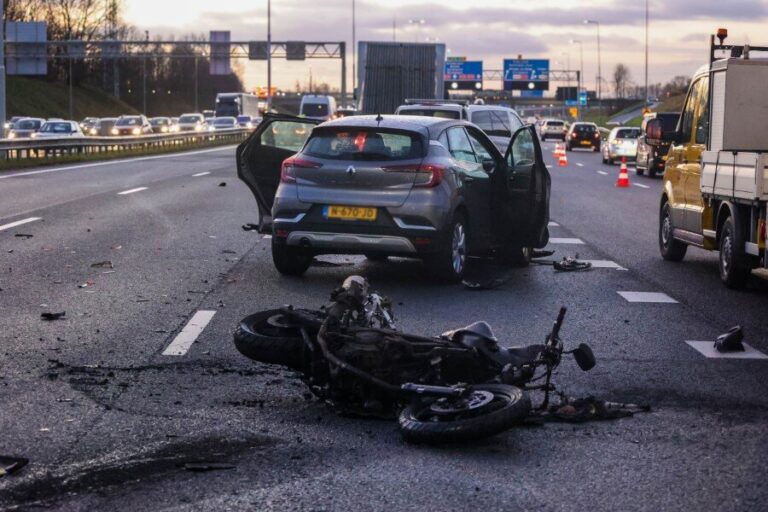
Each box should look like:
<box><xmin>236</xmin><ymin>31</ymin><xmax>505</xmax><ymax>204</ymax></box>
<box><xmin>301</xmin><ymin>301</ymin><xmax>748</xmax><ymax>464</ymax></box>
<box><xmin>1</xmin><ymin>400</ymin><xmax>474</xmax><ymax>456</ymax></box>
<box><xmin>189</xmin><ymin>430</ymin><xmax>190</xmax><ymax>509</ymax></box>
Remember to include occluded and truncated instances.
<box><xmin>558</xmin><ymin>152</ymin><xmax>568</xmax><ymax>167</ymax></box>
<box><xmin>615</xmin><ymin>157</ymin><xmax>630</xmax><ymax>187</ymax></box>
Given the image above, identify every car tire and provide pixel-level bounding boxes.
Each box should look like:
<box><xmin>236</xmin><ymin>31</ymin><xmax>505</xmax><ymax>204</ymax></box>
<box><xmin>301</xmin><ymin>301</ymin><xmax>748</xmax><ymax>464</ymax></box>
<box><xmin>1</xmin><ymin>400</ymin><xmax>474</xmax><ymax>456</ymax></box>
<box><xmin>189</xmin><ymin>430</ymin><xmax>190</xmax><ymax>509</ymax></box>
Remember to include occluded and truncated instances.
<box><xmin>718</xmin><ymin>216</ymin><xmax>751</xmax><ymax>289</ymax></box>
<box><xmin>272</xmin><ymin>238</ymin><xmax>312</xmax><ymax>276</ymax></box>
<box><xmin>659</xmin><ymin>200</ymin><xmax>687</xmax><ymax>262</ymax></box>
<box><xmin>425</xmin><ymin>212</ymin><xmax>468</xmax><ymax>283</ymax></box>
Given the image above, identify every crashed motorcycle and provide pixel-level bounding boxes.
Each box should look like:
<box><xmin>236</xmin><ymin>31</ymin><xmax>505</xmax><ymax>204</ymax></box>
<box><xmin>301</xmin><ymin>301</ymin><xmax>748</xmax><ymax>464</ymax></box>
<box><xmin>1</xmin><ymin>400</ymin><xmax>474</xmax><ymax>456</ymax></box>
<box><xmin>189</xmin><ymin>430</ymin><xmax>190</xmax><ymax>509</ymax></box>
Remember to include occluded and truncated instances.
<box><xmin>234</xmin><ymin>276</ymin><xmax>596</xmax><ymax>443</ymax></box>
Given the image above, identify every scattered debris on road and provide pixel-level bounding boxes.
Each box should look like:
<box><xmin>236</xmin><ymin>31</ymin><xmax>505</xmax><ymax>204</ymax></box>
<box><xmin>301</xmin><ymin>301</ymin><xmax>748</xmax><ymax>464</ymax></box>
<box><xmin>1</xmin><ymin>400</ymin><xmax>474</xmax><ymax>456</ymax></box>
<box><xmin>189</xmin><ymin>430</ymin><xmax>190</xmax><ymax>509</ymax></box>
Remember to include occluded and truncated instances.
<box><xmin>0</xmin><ymin>456</ymin><xmax>29</xmax><ymax>477</ymax></box>
<box><xmin>714</xmin><ymin>326</ymin><xmax>745</xmax><ymax>352</ymax></box>
<box><xmin>40</xmin><ymin>311</ymin><xmax>66</xmax><ymax>321</ymax></box>
<box><xmin>90</xmin><ymin>260</ymin><xmax>114</xmax><ymax>269</ymax></box>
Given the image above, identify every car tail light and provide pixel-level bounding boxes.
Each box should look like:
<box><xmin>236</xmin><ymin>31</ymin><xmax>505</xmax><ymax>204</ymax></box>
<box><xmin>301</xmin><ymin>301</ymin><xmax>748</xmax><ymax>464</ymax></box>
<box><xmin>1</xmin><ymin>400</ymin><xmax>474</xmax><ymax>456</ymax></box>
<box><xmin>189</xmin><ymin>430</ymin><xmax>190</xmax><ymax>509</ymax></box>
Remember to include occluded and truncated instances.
<box><xmin>382</xmin><ymin>162</ymin><xmax>445</xmax><ymax>187</ymax></box>
<box><xmin>414</xmin><ymin>163</ymin><xmax>445</xmax><ymax>187</ymax></box>
<box><xmin>280</xmin><ymin>157</ymin><xmax>322</xmax><ymax>183</ymax></box>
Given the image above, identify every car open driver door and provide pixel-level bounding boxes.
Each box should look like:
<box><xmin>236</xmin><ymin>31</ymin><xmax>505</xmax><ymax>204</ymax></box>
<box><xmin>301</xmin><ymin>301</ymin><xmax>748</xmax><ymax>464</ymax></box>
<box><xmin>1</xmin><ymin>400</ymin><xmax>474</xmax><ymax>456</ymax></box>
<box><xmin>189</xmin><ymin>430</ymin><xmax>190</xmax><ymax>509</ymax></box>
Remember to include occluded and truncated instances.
<box><xmin>236</xmin><ymin>114</ymin><xmax>320</xmax><ymax>233</ymax></box>
<box><xmin>502</xmin><ymin>125</ymin><xmax>551</xmax><ymax>248</ymax></box>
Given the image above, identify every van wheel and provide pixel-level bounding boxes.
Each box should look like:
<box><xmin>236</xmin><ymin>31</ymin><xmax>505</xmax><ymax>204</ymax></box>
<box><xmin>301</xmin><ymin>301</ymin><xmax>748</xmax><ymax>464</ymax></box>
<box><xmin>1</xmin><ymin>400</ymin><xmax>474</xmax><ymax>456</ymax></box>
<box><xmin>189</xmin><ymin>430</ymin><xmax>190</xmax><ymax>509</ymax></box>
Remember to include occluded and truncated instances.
<box><xmin>659</xmin><ymin>200</ymin><xmax>687</xmax><ymax>261</ymax></box>
<box><xmin>718</xmin><ymin>216</ymin><xmax>751</xmax><ymax>289</ymax></box>
<box><xmin>426</xmin><ymin>212</ymin><xmax>468</xmax><ymax>283</ymax></box>
<box><xmin>272</xmin><ymin>239</ymin><xmax>312</xmax><ymax>276</ymax></box>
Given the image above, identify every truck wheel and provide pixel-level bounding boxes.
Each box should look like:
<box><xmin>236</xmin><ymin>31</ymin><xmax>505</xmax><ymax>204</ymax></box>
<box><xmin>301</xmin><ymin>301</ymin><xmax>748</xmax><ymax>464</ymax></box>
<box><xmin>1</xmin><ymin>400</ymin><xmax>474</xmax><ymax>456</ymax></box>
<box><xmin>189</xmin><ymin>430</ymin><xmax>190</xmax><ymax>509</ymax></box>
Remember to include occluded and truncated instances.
<box><xmin>659</xmin><ymin>201</ymin><xmax>687</xmax><ymax>261</ymax></box>
<box><xmin>425</xmin><ymin>212</ymin><xmax>468</xmax><ymax>283</ymax></box>
<box><xmin>718</xmin><ymin>216</ymin><xmax>751</xmax><ymax>289</ymax></box>
<box><xmin>272</xmin><ymin>238</ymin><xmax>312</xmax><ymax>276</ymax></box>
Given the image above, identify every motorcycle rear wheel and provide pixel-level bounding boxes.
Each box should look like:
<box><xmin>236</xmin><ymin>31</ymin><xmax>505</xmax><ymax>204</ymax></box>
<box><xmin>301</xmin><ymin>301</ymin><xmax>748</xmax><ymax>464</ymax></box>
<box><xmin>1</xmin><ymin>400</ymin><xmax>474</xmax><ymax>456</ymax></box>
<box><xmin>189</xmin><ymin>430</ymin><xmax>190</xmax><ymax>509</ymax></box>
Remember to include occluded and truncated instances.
<box><xmin>234</xmin><ymin>310</ymin><xmax>305</xmax><ymax>370</ymax></box>
<box><xmin>398</xmin><ymin>384</ymin><xmax>530</xmax><ymax>444</ymax></box>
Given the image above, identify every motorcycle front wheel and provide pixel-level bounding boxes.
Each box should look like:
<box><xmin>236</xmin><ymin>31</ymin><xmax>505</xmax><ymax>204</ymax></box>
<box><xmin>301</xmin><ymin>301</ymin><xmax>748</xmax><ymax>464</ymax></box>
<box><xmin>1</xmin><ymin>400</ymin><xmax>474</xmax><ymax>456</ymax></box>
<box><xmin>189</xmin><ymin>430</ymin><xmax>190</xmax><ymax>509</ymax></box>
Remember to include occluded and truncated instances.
<box><xmin>234</xmin><ymin>309</ymin><xmax>306</xmax><ymax>371</ymax></box>
<box><xmin>398</xmin><ymin>384</ymin><xmax>531</xmax><ymax>444</ymax></box>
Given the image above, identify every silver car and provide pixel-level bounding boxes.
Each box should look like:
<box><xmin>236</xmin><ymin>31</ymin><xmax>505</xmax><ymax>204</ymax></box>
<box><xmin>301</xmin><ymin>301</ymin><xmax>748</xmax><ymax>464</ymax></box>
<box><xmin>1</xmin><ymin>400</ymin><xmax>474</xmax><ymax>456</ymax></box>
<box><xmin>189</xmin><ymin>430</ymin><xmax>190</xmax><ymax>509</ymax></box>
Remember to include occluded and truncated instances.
<box><xmin>237</xmin><ymin>114</ymin><xmax>550</xmax><ymax>281</ymax></box>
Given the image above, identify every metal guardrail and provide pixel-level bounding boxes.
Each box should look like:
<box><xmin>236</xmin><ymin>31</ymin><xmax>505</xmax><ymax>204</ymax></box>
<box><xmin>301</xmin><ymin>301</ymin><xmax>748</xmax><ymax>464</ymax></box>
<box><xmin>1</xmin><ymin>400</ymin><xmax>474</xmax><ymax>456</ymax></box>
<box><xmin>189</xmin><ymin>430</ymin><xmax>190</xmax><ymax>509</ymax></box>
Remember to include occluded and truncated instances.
<box><xmin>0</xmin><ymin>128</ymin><xmax>251</xmax><ymax>162</ymax></box>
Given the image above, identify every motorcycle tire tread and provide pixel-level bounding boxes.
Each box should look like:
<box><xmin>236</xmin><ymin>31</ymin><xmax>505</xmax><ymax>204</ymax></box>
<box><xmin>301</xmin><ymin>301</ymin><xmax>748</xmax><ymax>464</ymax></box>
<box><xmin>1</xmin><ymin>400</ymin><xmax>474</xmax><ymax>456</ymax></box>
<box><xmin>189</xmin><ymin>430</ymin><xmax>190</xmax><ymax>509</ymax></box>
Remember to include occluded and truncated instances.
<box><xmin>398</xmin><ymin>384</ymin><xmax>531</xmax><ymax>444</ymax></box>
<box><xmin>234</xmin><ymin>310</ymin><xmax>304</xmax><ymax>371</ymax></box>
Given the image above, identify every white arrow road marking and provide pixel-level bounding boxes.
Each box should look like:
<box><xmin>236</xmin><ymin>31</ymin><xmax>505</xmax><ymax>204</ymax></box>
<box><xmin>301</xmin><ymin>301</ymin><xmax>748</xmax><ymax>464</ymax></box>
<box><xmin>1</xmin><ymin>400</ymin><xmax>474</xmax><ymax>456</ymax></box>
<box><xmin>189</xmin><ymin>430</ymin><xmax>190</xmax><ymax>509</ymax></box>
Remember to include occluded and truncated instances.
<box><xmin>117</xmin><ymin>187</ymin><xmax>148</xmax><ymax>195</ymax></box>
<box><xmin>162</xmin><ymin>310</ymin><xmax>217</xmax><ymax>356</ymax></box>
<box><xmin>0</xmin><ymin>216</ymin><xmax>42</xmax><ymax>232</ymax></box>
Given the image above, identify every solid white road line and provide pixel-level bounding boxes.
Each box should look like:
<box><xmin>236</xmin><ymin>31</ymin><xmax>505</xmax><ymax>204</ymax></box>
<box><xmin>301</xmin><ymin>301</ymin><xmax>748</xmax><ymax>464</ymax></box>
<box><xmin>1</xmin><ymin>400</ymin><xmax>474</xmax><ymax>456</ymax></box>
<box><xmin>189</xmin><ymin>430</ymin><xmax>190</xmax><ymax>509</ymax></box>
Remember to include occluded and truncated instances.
<box><xmin>549</xmin><ymin>237</ymin><xmax>584</xmax><ymax>244</ymax></box>
<box><xmin>584</xmin><ymin>260</ymin><xmax>627</xmax><ymax>270</ymax></box>
<box><xmin>633</xmin><ymin>183</ymin><xmax>650</xmax><ymax>189</ymax></box>
<box><xmin>685</xmin><ymin>341</ymin><xmax>768</xmax><ymax>360</ymax></box>
<box><xmin>0</xmin><ymin>216</ymin><xmax>42</xmax><ymax>232</ymax></box>
<box><xmin>548</xmin><ymin>221</ymin><xmax>559</xmax><ymax>227</ymax></box>
<box><xmin>162</xmin><ymin>310</ymin><xmax>217</xmax><ymax>356</ymax></box>
<box><xmin>117</xmin><ymin>187</ymin><xmax>148</xmax><ymax>196</ymax></box>
<box><xmin>597</xmin><ymin>170</ymin><xmax>609</xmax><ymax>175</ymax></box>
<box><xmin>192</xmin><ymin>171</ymin><xmax>211</xmax><ymax>177</ymax></box>
<box><xmin>576</xmin><ymin>163</ymin><xmax>584</xmax><ymax>167</ymax></box>
<box><xmin>617</xmin><ymin>291</ymin><xmax>678</xmax><ymax>303</ymax></box>
<box><xmin>0</xmin><ymin>146</ymin><xmax>236</xmax><ymax>180</ymax></box>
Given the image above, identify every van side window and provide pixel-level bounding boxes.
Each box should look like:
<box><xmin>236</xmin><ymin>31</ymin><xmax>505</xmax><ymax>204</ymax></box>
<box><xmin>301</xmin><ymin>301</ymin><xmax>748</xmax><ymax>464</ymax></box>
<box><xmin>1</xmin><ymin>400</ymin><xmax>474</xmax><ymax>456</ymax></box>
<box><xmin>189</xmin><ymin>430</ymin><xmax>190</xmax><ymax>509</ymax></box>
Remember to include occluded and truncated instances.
<box><xmin>680</xmin><ymin>77</ymin><xmax>703</xmax><ymax>143</ymax></box>
<box><xmin>694</xmin><ymin>76</ymin><xmax>710</xmax><ymax>145</ymax></box>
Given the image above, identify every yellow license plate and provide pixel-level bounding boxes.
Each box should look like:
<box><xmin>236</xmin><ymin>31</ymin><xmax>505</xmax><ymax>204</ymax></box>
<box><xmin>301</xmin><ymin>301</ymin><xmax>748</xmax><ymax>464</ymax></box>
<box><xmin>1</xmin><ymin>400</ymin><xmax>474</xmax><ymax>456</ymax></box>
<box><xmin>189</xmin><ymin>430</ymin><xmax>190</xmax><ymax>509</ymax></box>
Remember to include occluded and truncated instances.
<box><xmin>325</xmin><ymin>205</ymin><xmax>377</xmax><ymax>221</ymax></box>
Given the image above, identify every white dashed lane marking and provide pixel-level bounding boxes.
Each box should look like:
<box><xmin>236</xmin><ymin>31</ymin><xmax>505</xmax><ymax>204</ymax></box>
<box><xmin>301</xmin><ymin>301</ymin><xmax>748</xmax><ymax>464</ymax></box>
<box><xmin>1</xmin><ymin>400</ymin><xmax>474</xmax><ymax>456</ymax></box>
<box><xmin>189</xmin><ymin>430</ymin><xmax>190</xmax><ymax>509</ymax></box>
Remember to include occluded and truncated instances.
<box><xmin>117</xmin><ymin>187</ymin><xmax>148</xmax><ymax>196</ymax></box>
<box><xmin>617</xmin><ymin>291</ymin><xmax>678</xmax><ymax>303</ymax></box>
<box><xmin>685</xmin><ymin>341</ymin><xmax>768</xmax><ymax>360</ymax></box>
<box><xmin>192</xmin><ymin>172</ymin><xmax>211</xmax><ymax>177</ymax></box>
<box><xmin>597</xmin><ymin>170</ymin><xmax>609</xmax><ymax>175</ymax></box>
<box><xmin>633</xmin><ymin>183</ymin><xmax>650</xmax><ymax>189</ymax></box>
<box><xmin>162</xmin><ymin>310</ymin><xmax>217</xmax><ymax>356</ymax></box>
<box><xmin>0</xmin><ymin>216</ymin><xmax>42</xmax><ymax>232</ymax></box>
<box><xmin>584</xmin><ymin>260</ymin><xmax>627</xmax><ymax>270</ymax></box>
<box><xmin>549</xmin><ymin>238</ymin><xmax>584</xmax><ymax>244</ymax></box>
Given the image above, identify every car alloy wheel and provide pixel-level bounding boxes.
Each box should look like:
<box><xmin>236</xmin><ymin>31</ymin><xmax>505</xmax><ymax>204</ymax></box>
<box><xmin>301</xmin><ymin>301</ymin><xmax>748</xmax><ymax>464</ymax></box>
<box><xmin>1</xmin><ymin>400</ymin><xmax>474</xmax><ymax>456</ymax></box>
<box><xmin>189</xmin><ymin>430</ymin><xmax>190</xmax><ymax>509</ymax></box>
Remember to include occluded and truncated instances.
<box><xmin>451</xmin><ymin>222</ymin><xmax>467</xmax><ymax>275</ymax></box>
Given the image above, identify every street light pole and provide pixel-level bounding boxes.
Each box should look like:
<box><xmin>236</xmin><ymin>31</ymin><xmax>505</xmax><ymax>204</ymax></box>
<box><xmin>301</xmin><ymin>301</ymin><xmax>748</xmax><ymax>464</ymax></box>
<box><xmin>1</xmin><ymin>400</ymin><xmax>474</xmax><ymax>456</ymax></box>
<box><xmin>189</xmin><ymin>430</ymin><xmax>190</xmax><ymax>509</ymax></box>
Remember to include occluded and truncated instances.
<box><xmin>267</xmin><ymin>0</ymin><xmax>272</xmax><ymax>112</ymax></box>
<box><xmin>584</xmin><ymin>20</ymin><xmax>602</xmax><ymax>108</ymax></box>
<box><xmin>352</xmin><ymin>0</ymin><xmax>356</xmax><ymax>105</ymax></box>
<box><xmin>645</xmin><ymin>0</ymin><xmax>649</xmax><ymax>106</ymax></box>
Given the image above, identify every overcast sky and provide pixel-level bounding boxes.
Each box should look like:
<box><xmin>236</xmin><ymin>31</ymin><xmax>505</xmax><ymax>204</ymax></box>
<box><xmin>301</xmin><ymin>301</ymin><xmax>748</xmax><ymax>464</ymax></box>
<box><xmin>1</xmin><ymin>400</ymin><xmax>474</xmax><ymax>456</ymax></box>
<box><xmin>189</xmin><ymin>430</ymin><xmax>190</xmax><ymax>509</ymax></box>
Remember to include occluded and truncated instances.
<box><xmin>124</xmin><ymin>0</ymin><xmax>768</xmax><ymax>94</ymax></box>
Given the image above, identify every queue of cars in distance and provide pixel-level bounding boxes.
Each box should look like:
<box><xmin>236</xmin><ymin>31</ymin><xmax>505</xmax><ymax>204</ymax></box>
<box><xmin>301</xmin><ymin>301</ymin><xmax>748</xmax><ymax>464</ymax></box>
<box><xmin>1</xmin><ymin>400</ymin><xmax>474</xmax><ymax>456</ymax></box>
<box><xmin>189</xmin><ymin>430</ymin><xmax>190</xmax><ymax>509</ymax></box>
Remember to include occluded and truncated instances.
<box><xmin>2</xmin><ymin>110</ymin><xmax>261</xmax><ymax>140</ymax></box>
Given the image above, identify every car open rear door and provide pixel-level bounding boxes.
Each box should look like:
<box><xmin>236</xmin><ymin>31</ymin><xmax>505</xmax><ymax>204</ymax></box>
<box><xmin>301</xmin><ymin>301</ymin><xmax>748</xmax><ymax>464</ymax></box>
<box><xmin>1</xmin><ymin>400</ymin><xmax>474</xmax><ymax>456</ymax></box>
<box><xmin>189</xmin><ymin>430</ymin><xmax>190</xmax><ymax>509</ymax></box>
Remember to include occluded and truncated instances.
<box><xmin>236</xmin><ymin>114</ymin><xmax>319</xmax><ymax>233</ymax></box>
<box><xmin>501</xmin><ymin>125</ymin><xmax>551</xmax><ymax>248</ymax></box>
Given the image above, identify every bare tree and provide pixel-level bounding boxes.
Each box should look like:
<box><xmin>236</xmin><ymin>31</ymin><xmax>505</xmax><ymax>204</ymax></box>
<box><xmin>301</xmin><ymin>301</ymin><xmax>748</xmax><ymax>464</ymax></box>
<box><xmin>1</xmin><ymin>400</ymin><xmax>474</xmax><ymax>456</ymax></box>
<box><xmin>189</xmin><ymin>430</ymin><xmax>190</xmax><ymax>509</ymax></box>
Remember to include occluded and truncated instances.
<box><xmin>613</xmin><ymin>63</ymin><xmax>631</xmax><ymax>99</ymax></box>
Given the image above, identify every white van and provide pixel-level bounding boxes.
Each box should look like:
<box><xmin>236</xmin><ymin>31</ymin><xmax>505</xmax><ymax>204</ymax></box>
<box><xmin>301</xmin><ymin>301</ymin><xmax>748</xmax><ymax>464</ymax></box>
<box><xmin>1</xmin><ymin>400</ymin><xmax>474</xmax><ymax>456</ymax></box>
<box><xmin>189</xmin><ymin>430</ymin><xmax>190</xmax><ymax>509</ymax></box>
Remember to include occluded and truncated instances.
<box><xmin>299</xmin><ymin>94</ymin><xmax>337</xmax><ymax>121</ymax></box>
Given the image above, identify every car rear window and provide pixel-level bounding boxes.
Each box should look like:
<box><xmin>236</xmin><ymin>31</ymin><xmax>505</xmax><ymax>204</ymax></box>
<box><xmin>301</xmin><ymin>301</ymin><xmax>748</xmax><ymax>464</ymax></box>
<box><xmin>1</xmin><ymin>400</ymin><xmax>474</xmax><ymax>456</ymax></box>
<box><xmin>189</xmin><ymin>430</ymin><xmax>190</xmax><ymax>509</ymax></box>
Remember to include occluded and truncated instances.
<box><xmin>615</xmin><ymin>128</ymin><xmax>640</xmax><ymax>139</ymax></box>
<box><xmin>400</xmin><ymin>109</ymin><xmax>461</xmax><ymax>120</ymax></box>
<box><xmin>301</xmin><ymin>103</ymin><xmax>329</xmax><ymax>117</ymax></box>
<box><xmin>304</xmin><ymin>129</ymin><xmax>424</xmax><ymax>161</ymax></box>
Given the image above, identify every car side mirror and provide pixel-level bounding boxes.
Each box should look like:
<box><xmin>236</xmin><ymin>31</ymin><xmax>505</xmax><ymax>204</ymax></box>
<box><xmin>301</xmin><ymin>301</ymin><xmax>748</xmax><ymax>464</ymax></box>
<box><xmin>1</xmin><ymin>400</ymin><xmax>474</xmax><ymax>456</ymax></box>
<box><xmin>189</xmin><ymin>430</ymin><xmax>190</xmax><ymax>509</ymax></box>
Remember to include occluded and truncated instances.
<box><xmin>482</xmin><ymin>159</ymin><xmax>496</xmax><ymax>173</ymax></box>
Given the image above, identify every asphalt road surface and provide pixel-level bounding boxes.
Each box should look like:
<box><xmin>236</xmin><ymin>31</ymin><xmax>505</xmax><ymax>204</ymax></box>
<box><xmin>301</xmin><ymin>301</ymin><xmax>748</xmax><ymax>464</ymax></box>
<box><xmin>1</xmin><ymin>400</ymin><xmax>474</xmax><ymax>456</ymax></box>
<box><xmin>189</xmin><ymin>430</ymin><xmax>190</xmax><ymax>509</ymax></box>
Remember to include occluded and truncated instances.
<box><xmin>1</xmin><ymin>142</ymin><xmax>766</xmax><ymax>511</ymax></box>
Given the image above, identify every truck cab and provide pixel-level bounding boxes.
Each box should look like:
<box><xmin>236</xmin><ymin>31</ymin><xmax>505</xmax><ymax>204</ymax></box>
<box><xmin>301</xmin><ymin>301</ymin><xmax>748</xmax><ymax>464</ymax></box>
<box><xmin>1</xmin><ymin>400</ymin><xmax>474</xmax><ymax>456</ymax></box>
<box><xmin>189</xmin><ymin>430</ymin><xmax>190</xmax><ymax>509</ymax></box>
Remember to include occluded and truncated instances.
<box><xmin>655</xmin><ymin>29</ymin><xmax>768</xmax><ymax>288</ymax></box>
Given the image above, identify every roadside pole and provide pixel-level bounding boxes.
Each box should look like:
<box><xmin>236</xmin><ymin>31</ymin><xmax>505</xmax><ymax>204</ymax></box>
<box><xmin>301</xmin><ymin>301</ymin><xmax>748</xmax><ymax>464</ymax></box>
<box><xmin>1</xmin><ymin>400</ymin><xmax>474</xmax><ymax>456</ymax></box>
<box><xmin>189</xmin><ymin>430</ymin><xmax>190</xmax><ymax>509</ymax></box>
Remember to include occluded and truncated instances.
<box><xmin>0</xmin><ymin>0</ymin><xmax>6</xmax><ymax>136</ymax></box>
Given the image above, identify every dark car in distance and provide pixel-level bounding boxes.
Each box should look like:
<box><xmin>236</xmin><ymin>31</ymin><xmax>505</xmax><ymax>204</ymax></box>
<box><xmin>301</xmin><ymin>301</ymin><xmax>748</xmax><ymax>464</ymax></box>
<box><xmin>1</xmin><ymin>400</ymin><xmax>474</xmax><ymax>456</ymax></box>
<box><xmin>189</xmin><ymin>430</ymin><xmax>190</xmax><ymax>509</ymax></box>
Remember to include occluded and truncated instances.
<box><xmin>237</xmin><ymin>114</ymin><xmax>551</xmax><ymax>282</ymax></box>
<box><xmin>565</xmin><ymin>122</ymin><xmax>601</xmax><ymax>151</ymax></box>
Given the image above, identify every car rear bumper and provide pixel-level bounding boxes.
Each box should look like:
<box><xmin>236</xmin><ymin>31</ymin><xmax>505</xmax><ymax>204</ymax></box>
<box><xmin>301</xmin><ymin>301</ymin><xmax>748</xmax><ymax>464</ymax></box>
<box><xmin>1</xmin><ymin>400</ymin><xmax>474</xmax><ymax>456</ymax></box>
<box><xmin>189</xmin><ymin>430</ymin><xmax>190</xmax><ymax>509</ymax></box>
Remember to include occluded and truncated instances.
<box><xmin>284</xmin><ymin>231</ymin><xmax>417</xmax><ymax>254</ymax></box>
